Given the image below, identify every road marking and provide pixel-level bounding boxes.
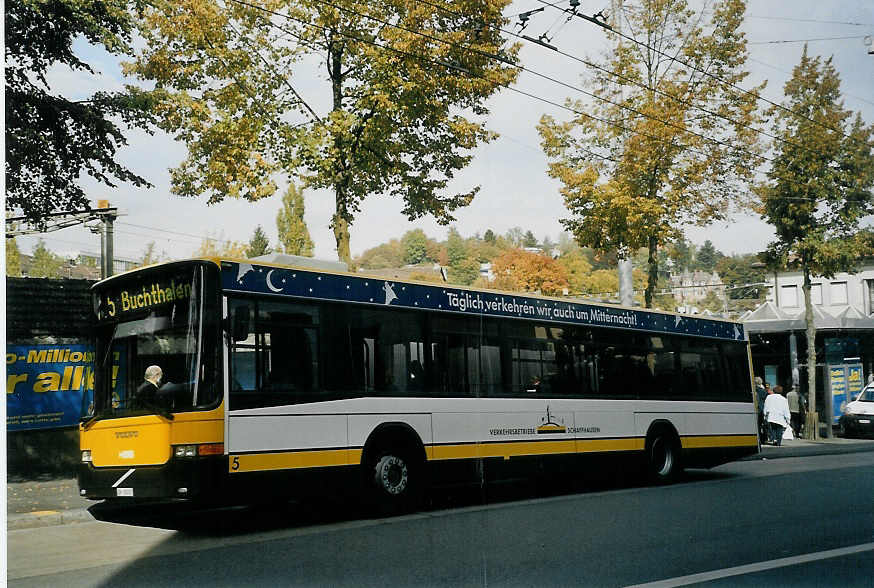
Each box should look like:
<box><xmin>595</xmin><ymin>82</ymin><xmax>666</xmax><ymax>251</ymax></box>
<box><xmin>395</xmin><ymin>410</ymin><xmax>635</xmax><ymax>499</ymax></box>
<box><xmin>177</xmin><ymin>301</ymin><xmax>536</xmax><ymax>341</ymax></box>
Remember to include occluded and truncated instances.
<box><xmin>626</xmin><ymin>542</ymin><xmax>874</xmax><ymax>588</ymax></box>
<box><xmin>28</xmin><ymin>510</ymin><xmax>58</xmax><ymax>516</ymax></box>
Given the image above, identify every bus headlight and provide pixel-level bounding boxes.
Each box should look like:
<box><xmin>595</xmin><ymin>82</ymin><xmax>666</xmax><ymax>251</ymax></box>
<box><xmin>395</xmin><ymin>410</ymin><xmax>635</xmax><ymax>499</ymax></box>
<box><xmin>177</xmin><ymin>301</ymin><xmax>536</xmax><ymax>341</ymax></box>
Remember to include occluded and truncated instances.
<box><xmin>81</xmin><ymin>450</ymin><xmax>92</xmax><ymax>463</ymax></box>
<box><xmin>174</xmin><ymin>445</ymin><xmax>197</xmax><ymax>458</ymax></box>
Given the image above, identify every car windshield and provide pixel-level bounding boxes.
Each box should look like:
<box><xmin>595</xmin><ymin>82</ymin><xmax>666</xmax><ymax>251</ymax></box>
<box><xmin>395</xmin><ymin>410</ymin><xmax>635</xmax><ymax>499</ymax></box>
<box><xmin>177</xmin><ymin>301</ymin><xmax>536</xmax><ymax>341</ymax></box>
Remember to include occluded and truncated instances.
<box><xmin>856</xmin><ymin>386</ymin><xmax>874</xmax><ymax>402</ymax></box>
<box><xmin>85</xmin><ymin>263</ymin><xmax>220</xmax><ymax>420</ymax></box>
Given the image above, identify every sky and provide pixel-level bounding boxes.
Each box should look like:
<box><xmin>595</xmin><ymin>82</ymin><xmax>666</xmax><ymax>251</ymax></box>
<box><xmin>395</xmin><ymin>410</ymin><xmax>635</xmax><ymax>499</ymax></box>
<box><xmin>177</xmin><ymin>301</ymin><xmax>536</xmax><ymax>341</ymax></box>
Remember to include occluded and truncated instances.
<box><xmin>11</xmin><ymin>0</ymin><xmax>874</xmax><ymax>264</ymax></box>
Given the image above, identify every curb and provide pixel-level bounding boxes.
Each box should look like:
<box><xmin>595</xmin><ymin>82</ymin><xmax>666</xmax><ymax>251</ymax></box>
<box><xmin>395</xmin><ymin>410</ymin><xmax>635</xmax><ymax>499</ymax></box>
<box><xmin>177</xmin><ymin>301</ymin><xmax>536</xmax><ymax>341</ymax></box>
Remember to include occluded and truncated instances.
<box><xmin>741</xmin><ymin>441</ymin><xmax>874</xmax><ymax>461</ymax></box>
<box><xmin>7</xmin><ymin>508</ymin><xmax>94</xmax><ymax>530</ymax></box>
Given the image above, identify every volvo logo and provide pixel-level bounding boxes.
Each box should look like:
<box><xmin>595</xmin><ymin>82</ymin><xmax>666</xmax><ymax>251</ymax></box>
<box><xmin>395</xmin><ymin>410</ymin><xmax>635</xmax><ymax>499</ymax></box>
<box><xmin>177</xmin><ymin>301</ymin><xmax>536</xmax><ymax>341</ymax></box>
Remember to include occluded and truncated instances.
<box><xmin>115</xmin><ymin>431</ymin><xmax>139</xmax><ymax>439</ymax></box>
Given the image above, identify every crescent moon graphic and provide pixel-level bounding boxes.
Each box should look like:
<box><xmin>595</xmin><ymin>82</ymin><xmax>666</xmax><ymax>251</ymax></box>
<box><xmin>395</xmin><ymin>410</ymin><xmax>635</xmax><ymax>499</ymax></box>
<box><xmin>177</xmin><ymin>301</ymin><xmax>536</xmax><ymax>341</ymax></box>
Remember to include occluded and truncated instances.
<box><xmin>266</xmin><ymin>270</ymin><xmax>283</xmax><ymax>293</ymax></box>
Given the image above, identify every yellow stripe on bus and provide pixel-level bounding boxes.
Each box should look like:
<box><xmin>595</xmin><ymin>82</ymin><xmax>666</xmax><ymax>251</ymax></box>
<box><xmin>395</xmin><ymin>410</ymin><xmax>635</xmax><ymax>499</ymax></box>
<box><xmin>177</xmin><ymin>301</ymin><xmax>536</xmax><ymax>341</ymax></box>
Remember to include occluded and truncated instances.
<box><xmin>680</xmin><ymin>435</ymin><xmax>759</xmax><ymax>449</ymax></box>
<box><xmin>229</xmin><ymin>435</ymin><xmax>757</xmax><ymax>473</ymax></box>
<box><xmin>230</xmin><ymin>448</ymin><xmax>363</xmax><ymax>473</ymax></box>
<box><xmin>430</xmin><ymin>440</ymin><xmax>578</xmax><ymax>461</ymax></box>
<box><xmin>576</xmin><ymin>437</ymin><xmax>645</xmax><ymax>453</ymax></box>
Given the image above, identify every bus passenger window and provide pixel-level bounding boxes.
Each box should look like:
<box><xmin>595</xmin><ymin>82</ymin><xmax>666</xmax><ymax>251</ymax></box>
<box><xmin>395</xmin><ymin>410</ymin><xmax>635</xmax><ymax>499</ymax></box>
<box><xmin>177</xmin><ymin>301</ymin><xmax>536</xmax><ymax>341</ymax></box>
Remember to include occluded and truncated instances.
<box><xmin>229</xmin><ymin>301</ymin><xmax>257</xmax><ymax>403</ymax></box>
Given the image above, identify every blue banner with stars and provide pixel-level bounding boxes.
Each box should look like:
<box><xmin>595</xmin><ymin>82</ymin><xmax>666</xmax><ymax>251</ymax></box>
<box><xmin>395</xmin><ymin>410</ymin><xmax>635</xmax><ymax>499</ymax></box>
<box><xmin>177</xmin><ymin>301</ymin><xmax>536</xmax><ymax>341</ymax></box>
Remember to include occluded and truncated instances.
<box><xmin>221</xmin><ymin>261</ymin><xmax>745</xmax><ymax>342</ymax></box>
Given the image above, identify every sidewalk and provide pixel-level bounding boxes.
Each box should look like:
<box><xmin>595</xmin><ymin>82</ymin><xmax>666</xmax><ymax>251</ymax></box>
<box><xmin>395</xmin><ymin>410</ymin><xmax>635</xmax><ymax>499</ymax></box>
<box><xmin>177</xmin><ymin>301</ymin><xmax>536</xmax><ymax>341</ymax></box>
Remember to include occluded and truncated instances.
<box><xmin>750</xmin><ymin>435</ymin><xmax>874</xmax><ymax>460</ymax></box>
<box><xmin>8</xmin><ymin>437</ymin><xmax>874</xmax><ymax>530</ymax></box>
<box><xmin>7</xmin><ymin>476</ymin><xmax>95</xmax><ymax>530</ymax></box>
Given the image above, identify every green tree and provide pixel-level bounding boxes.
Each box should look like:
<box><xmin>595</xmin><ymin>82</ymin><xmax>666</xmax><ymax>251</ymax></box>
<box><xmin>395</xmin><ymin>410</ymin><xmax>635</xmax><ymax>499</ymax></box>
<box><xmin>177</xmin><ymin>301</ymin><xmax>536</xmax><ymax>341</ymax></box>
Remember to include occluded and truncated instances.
<box><xmin>758</xmin><ymin>46</ymin><xmax>874</xmax><ymax>438</ymax></box>
<box><xmin>276</xmin><ymin>183</ymin><xmax>314</xmax><ymax>257</ymax></box>
<box><xmin>246</xmin><ymin>225</ymin><xmax>272</xmax><ymax>258</ymax></box>
<box><xmin>29</xmin><ymin>239</ymin><xmax>65</xmax><ymax>277</ymax></box>
<box><xmin>401</xmin><ymin>229</ymin><xmax>429</xmax><ymax>265</ymax></box>
<box><xmin>6</xmin><ymin>237</ymin><xmax>22</xmax><ymax>276</ymax></box>
<box><xmin>130</xmin><ymin>0</ymin><xmax>520</xmax><ymax>265</ymax></box>
<box><xmin>694</xmin><ymin>240</ymin><xmax>722</xmax><ymax>272</ymax></box>
<box><xmin>652</xmin><ymin>277</ymin><xmax>678</xmax><ymax>311</ymax></box>
<box><xmin>522</xmin><ymin>230</ymin><xmax>538</xmax><ymax>248</ymax></box>
<box><xmin>557</xmin><ymin>251</ymin><xmax>592</xmax><ymax>295</ymax></box>
<box><xmin>716</xmin><ymin>253</ymin><xmax>767</xmax><ymax>302</ymax></box>
<box><xmin>539</xmin><ymin>0</ymin><xmax>763</xmax><ymax>307</ymax></box>
<box><xmin>448</xmin><ymin>257</ymin><xmax>480</xmax><ymax>286</ymax></box>
<box><xmin>698</xmin><ymin>290</ymin><xmax>726</xmax><ymax>314</ymax></box>
<box><xmin>667</xmin><ymin>237</ymin><xmax>695</xmax><ymax>273</ymax></box>
<box><xmin>469</xmin><ymin>238</ymin><xmax>502</xmax><ymax>264</ymax></box>
<box><xmin>483</xmin><ymin>229</ymin><xmax>496</xmax><ymax>243</ymax></box>
<box><xmin>5</xmin><ymin>0</ymin><xmax>154</xmax><ymax>225</ymax></box>
<box><xmin>356</xmin><ymin>240</ymin><xmax>404</xmax><ymax>269</ymax></box>
<box><xmin>580</xmin><ymin>269</ymin><xmax>619</xmax><ymax>299</ymax></box>
<box><xmin>446</xmin><ymin>227</ymin><xmax>468</xmax><ymax>268</ymax></box>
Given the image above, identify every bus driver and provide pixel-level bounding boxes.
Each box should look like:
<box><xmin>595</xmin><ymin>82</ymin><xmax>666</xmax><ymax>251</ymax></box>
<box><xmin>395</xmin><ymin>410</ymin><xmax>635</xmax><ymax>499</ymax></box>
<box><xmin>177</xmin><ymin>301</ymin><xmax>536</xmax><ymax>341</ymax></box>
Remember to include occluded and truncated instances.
<box><xmin>134</xmin><ymin>365</ymin><xmax>163</xmax><ymax>409</ymax></box>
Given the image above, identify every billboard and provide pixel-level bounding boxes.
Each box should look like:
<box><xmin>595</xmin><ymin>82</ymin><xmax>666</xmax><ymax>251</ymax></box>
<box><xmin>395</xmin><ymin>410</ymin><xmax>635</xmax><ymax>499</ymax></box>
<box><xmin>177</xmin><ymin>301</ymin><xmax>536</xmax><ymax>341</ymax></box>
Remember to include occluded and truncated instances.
<box><xmin>6</xmin><ymin>344</ymin><xmax>125</xmax><ymax>431</ymax></box>
<box><xmin>829</xmin><ymin>363</ymin><xmax>864</xmax><ymax>425</ymax></box>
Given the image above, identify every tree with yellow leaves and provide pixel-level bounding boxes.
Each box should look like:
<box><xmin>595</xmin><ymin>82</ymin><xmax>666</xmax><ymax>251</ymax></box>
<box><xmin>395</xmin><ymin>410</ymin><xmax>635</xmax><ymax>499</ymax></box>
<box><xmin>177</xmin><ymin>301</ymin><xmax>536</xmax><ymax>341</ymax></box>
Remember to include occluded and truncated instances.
<box><xmin>130</xmin><ymin>0</ymin><xmax>519</xmax><ymax>265</ymax></box>
<box><xmin>538</xmin><ymin>0</ymin><xmax>763</xmax><ymax>307</ymax></box>
<box><xmin>195</xmin><ymin>231</ymin><xmax>248</xmax><ymax>258</ymax></box>
<box><xmin>492</xmin><ymin>249</ymin><xmax>569</xmax><ymax>296</ymax></box>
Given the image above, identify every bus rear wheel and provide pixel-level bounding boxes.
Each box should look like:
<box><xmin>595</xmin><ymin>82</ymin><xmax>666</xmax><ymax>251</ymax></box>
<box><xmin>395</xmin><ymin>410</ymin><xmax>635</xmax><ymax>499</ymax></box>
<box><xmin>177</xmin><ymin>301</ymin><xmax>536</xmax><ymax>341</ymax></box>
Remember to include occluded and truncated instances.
<box><xmin>645</xmin><ymin>431</ymin><xmax>682</xmax><ymax>484</ymax></box>
<box><xmin>366</xmin><ymin>447</ymin><xmax>422</xmax><ymax>515</ymax></box>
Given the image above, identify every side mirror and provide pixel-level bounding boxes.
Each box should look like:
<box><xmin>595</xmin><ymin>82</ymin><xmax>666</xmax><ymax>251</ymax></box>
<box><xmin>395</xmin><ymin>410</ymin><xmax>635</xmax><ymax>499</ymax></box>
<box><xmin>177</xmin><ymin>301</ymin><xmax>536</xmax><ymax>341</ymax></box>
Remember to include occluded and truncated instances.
<box><xmin>231</xmin><ymin>305</ymin><xmax>251</xmax><ymax>342</ymax></box>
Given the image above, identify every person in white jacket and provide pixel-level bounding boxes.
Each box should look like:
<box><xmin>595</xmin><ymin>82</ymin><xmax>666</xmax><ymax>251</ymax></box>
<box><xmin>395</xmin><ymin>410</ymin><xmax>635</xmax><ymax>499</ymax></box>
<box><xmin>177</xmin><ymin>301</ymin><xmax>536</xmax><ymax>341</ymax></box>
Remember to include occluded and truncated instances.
<box><xmin>763</xmin><ymin>385</ymin><xmax>791</xmax><ymax>446</ymax></box>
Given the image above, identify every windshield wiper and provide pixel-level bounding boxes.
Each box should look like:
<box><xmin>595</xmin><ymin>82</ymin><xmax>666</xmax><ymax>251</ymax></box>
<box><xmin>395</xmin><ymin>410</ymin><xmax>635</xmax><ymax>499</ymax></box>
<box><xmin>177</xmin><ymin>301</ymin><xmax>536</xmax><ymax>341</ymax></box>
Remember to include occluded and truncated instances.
<box><xmin>81</xmin><ymin>414</ymin><xmax>101</xmax><ymax>431</ymax></box>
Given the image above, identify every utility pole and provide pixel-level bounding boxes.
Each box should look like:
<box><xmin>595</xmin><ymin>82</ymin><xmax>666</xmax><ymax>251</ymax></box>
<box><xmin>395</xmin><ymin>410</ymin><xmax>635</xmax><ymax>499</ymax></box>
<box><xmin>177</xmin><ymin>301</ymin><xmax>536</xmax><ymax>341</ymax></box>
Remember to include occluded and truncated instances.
<box><xmin>94</xmin><ymin>199</ymin><xmax>118</xmax><ymax>279</ymax></box>
<box><xmin>612</xmin><ymin>0</ymin><xmax>634</xmax><ymax>307</ymax></box>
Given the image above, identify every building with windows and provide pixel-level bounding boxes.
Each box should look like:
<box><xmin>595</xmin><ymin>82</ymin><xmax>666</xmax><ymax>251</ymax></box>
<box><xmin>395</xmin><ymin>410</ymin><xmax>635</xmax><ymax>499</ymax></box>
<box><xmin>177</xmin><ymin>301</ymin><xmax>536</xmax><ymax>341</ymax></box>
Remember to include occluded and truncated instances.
<box><xmin>743</xmin><ymin>263</ymin><xmax>874</xmax><ymax>434</ymax></box>
<box><xmin>764</xmin><ymin>266</ymin><xmax>874</xmax><ymax>315</ymax></box>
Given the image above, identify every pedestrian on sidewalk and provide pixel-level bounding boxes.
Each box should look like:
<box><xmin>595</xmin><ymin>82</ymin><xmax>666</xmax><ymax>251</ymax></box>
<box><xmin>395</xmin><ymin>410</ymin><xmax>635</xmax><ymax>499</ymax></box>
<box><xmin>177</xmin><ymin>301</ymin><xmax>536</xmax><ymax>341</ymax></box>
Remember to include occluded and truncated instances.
<box><xmin>786</xmin><ymin>386</ymin><xmax>805</xmax><ymax>438</ymax></box>
<box><xmin>764</xmin><ymin>384</ymin><xmax>791</xmax><ymax>446</ymax></box>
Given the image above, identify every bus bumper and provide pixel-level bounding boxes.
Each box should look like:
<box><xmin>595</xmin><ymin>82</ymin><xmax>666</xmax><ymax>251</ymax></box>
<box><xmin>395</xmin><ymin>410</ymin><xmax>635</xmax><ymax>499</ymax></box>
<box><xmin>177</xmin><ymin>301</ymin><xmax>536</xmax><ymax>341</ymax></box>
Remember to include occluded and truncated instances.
<box><xmin>78</xmin><ymin>456</ymin><xmax>225</xmax><ymax>501</ymax></box>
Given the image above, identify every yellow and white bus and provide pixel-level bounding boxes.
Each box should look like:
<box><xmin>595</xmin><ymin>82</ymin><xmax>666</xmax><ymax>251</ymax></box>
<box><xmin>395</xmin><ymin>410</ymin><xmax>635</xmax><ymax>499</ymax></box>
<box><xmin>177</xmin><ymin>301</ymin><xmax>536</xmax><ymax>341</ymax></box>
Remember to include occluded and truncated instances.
<box><xmin>79</xmin><ymin>254</ymin><xmax>759</xmax><ymax>510</ymax></box>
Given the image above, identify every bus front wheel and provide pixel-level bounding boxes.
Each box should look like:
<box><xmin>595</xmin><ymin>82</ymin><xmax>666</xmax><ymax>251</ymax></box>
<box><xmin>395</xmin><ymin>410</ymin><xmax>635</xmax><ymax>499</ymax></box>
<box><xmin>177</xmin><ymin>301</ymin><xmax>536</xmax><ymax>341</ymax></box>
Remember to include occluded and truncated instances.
<box><xmin>645</xmin><ymin>430</ymin><xmax>682</xmax><ymax>484</ymax></box>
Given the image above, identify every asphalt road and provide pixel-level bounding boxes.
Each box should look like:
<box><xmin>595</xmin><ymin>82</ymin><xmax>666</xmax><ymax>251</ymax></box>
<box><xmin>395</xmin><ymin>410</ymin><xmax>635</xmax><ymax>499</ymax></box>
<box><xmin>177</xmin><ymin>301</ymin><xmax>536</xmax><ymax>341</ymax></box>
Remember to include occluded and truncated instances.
<box><xmin>9</xmin><ymin>450</ymin><xmax>874</xmax><ymax>587</ymax></box>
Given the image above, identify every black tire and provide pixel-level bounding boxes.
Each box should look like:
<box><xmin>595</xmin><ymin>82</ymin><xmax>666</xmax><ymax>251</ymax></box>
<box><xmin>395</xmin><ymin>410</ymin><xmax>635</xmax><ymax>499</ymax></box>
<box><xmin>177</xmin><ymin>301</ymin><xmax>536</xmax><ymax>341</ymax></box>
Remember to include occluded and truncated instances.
<box><xmin>645</xmin><ymin>431</ymin><xmax>682</xmax><ymax>484</ymax></box>
<box><xmin>366</xmin><ymin>447</ymin><xmax>422</xmax><ymax>515</ymax></box>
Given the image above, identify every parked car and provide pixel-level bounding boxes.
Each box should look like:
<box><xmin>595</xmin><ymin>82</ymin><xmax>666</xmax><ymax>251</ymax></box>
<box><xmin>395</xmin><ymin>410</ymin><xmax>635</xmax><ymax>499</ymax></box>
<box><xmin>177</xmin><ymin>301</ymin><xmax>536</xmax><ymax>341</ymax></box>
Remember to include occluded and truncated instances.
<box><xmin>838</xmin><ymin>384</ymin><xmax>874</xmax><ymax>438</ymax></box>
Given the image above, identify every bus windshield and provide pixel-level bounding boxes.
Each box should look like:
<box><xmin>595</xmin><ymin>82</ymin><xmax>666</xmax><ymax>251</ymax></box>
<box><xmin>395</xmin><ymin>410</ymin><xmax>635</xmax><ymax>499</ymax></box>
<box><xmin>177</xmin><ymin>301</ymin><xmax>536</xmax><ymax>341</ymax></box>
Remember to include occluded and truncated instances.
<box><xmin>86</xmin><ymin>263</ymin><xmax>220</xmax><ymax>420</ymax></box>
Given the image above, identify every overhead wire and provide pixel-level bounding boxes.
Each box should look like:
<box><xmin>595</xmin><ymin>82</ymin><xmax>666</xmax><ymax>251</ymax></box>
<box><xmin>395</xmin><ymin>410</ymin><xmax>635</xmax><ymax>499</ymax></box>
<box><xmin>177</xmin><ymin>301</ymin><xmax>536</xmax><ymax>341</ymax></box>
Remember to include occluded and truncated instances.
<box><xmin>117</xmin><ymin>221</ymin><xmax>247</xmax><ymax>245</ymax></box>
<box><xmin>314</xmin><ymin>0</ymin><xmax>839</xmax><ymax>199</ymax></box>
<box><xmin>533</xmin><ymin>0</ymin><xmax>862</xmax><ymax>143</ymax></box>
<box><xmin>748</xmin><ymin>35</ymin><xmax>870</xmax><ymax>45</ymax></box>
<box><xmin>314</xmin><ymin>0</ymin><xmax>783</xmax><ymax>172</ymax></box>
<box><xmin>745</xmin><ymin>55</ymin><xmax>874</xmax><ymax>108</ymax></box>
<box><xmin>213</xmin><ymin>0</ymin><xmax>832</xmax><ymax>202</ymax></box>
<box><xmin>406</xmin><ymin>0</ymin><xmax>851</xmax><ymax>200</ymax></box>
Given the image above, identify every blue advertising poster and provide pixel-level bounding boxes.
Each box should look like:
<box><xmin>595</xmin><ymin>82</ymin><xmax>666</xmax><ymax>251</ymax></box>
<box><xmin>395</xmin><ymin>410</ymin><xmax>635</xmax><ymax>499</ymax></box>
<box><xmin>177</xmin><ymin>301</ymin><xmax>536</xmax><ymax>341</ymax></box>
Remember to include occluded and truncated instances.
<box><xmin>6</xmin><ymin>344</ymin><xmax>126</xmax><ymax>431</ymax></box>
<box><xmin>848</xmin><ymin>364</ymin><xmax>864</xmax><ymax>401</ymax></box>
<box><xmin>829</xmin><ymin>365</ymin><xmax>848</xmax><ymax>425</ymax></box>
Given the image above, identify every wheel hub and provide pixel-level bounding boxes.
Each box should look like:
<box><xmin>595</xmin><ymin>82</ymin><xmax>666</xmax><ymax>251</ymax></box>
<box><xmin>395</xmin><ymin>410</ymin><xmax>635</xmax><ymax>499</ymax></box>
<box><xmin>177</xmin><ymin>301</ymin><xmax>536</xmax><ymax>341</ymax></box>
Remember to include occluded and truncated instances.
<box><xmin>377</xmin><ymin>455</ymin><xmax>408</xmax><ymax>495</ymax></box>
